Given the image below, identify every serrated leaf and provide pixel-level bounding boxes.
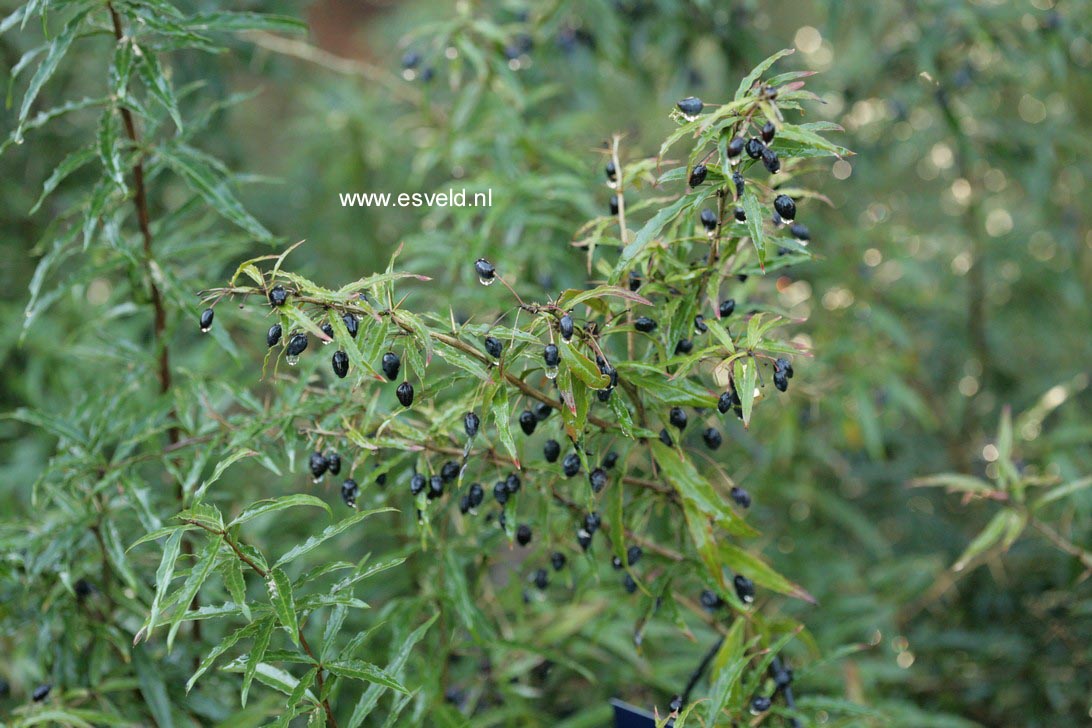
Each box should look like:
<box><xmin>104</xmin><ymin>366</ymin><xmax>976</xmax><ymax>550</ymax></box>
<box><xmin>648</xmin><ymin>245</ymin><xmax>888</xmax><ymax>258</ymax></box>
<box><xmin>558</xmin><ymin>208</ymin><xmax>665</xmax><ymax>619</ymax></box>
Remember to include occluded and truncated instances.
<box><xmin>30</xmin><ymin>145</ymin><xmax>96</xmax><ymax>214</ymax></box>
<box><xmin>144</xmin><ymin>528</ymin><xmax>184</xmax><ymax>640</ymax></box>
<box><xmin>273</xmin><ymin>508</ymin><xmax>395</xmax><ymax>568</ymax></box>
<box><xmin>741</xmin><ymin>188</ymin><xmax>767</xmax><ymax>269</ymax></box>
<box><xmin>136</xmin><ymin>52</ymin><xmax>183</xmax><ymax>131</ymax></box>
<box><xmin>326</xmin><ymin>660</ymin><xmax>408</xmax><ymax>693</ymax></box>
<box><xmin>952</xmin><ymin>509</ymin><xmax>1012</xmax><ymax>572</ymax></box>
<box><xmin>229</xmin><ymin>494</ymin><xmax>332</xmax><ymax>528</ymax></box>
<box><xmin>489</xmin><ymin>385</ymin><xmax>520</xmax><ymax>468</ymax></box>
<box><xmin>158</xmin><ymin>143</ymin><xmax>271</xmax><ymax>240</ymax></box>
<box><xmin>650</xmin><ymin>441</ymin><xmax>754</xmax><ymax>537</ymax></box>
<box><xmin>559</xmin><ymin>341</ymin><xmax>609</xmax><ymax>388</ymax></box>
<box><xmin>267</xmin><ymin>567</ymin><xmax>299</xmax><ymax>643</ymax></box>
<box><xmin>133</xmin><ymin>644</ymin><xmax>175</xmax><ymax>728</ymax></box>
<box><xmin>241</xmin><ymin>619</ymin><xmax>275</xmax><ymax>705</ymax></box>
<box><xmin>556</xmin><ymin>285</ymin><xmax>652</xmax><ymax>309</ymax></box>
<box><xmin>718</xmin><ymin>541</ymin><xmax>815</xmax><ymax>603</ymax></box>
<box><xmin>15</xmin><ymin>8</ymin><xmax>91</xmax><ymax>139</ymax></box>
<box><xmin>222</xmin><ymin>554</ymin><xmax>251</xmax><ymax>621</ymax></box>
<box><xmin>193</xmin><ymin>448</ymin><xmax>258</xmax><ymax>502</ymax></box>
<box><xmin>346</xmin><ymin>613</ymin><xmax>437</xmax><ymax>728</ymax></box>
<box><xmin>732</xmin><ymin>358</ymin><xmax>757</xmax><ymax>427</ymax></box>
<box><xmin>187</xmin><ymin>621</ymin><xmax>262</xmax><ymax>692</ymax></box>
<box><xmin>167</xmin><ymin>535</ymin><xmax>221</xmax><ymax>648</ymax></box>
<box><xmin>734</xmin><ymin>48</ymin><xmax>795</xmax><ymax>101</ymax></box>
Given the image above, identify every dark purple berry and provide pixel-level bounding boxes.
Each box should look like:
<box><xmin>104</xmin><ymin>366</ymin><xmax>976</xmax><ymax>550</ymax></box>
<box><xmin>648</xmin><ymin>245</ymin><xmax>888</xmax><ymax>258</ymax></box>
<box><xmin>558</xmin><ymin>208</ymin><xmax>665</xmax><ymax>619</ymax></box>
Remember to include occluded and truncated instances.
<box><xmin>381</xmin><ymin>352</ymin><xmax>401</xmax><ymax>380</ymax></box>
<box><xmin>75</xmin><ymin>578</ymin><xmax>94</xmax><ymax>598</ymax></box>
<box><xmin>551</xmin><ymin>551</ymin><xmax>567</xmax><ymax>570</ymax></box>
<box><xmin>401</xmin><ymin>50</ymin><xmax>421</xmax><ymax>69</ymax></box>
<box><xmin>267</xmin><ymin>323</ymin><xmax>282</xmax><ymax>347</ymax></box>
<box><xmin>719</xmin><ymin>299</ymin><xmax>736</xmax><ymax>318</ymax></box>
<box><xmin>659</xmin><ymin>428</ymin><xmax>673</xmax><ymax>446</ymax></box>
<box><xmin>774</xmin><ymin>370</ymin><xmax>789</xmax><ymax>392</ymax></box>
<box><xmin>730</xmin><ymin>486</ymin><xmax>751</xmax><ymax>508</ymax></box>
<box><xmin>342</xmin><ymin>312</ymin><xmax>359</xmax><ymax>338</ymax></box>
<box><xmin>268</xmin><ymin>285</ymin><xmax>288</xmax><ymax>307</ymax></box>
<box><xmin>533</xmin><ymin>568</ymin><xmax>549</xmax><ymax>589</ymax></box>
<box><xmin>734</xmin><ymin>206</ymin><xmax>747</xmax><ymax>222</ymax></box>
<box><xmin>732</xmin><ymin>171</ymin><xmax>745</xmax><ymax>199</ymax></box>
<box><xmin>589</xmin><ymin>467</ymin><xmax>607</xmax><ymax>493</ymax></box>
<box><xmin>396</xmin><ymin>381</ymin><xmax>414</xmax><ymax>407</ymax></box>
<box><xmin>609</xmin><ymin>195</ymin><xmax>620</xmax><ymax>215</ymax></box>
<box><xmin>675</xmin><ymin>339</ymin><xmax>693</xmax><ymax>355</ymax></box>
<box><xmin>634</xmin><ymin>317</ymin><xmax>657</xmax><ymax>333</ymax></box>
<box><xmin>699</xmin><ymin>208</ymin><xmax>718</xmax><ymax>232</ymax></box>
<box><xmin>321</xmin><ymin>321</ymin><xmax>334</xmax><ymax>341</ymax></box>
<box><xmin>694</xmin><ymin>315</ymin><xmax>708</xmax><ymax>333</ymax></box>
<box><xmin>309</xmin><ymin>451</ymin><xmax>328</xmax><ymax>479</ymax></box>
<box><xmin>688</xmin><ymin>163</ymin><xmax>707</xmax><ymax>187</ymax></box>
<box><xmin>459</xmin><ymin>495</ymin><xmax>471</xmax><ymax>514</ymax></box>
<box><xmin>745</xmin><ymin>138</ymin><xmax>764</xmax><ymax>159</ymax></box>
<box><xmin>332</xmin><ymin>350</ymin><xmax>349</xmax><ymax>378</ymax></box>
<box><xmin>774</xmin><ymin>194</ymin><xmax>796</xmax><ymax>221</ymax></box>
<box><xmin>427</xmin><ymin>475</ymin><xmax>444</xmax><ymax>500</ymax></box>
<box><xmin>32</xmin><ymin>684</ymin><xmax>51</xmax><ymax>702</ymax></box>
<box><xmin>325</xmin><ymin>451</ymin><xmax>341</xmax><ymax>475</ymax></box>
<box><xmin>544</xmin><ymin>343</ymin><xmax>560</xmax><ymax>367</ymax></box>
<box><xmin>577</xmin><ymin>528</ymin><xmax>593</xmax><ymax>551</ymax></box>
<box><xmin>440</xmin><ymin>461</ymin><xmax>460</xmax><ymax>483</ymax></box>
<box><xmin>199</xmin><ymin>308</ymin><xmax>214</xmax><ymax>332</ymax></box>
<box><xmin>468</xmin><ymin>482</ymin><xmax>484</xmax><ymax>508</ymax></box>
<box><xmin>494</xmin><ymin>481</ymin><xmax>509</xmax><ymax>505</ymax></box>
<box><xmin>700</xmin><ymin>589</ymin><xmax>724</xmax><ymax>609</ymax></box>
<box><xmin>584</xmin><ymin>511</ymin><xmax>602</xmax><ymax>533</ymax></box>
<box><xmin>623</xmin><ymin>574</ymin><xmax>637</xmax><ymax>593</ymax></box>
<box><xmin>669</xmin><ymin>407</ymin><xmax>688</xmax><ymax>430</ymax></box>
<box><xmin>516</xmin><ymin>523</ymin><xmax>533</xmax><ymax>546</ymax></box>
<box><xmin>534</xmin><ymin>402</ymin><xmax>552</xmax><ymax>421</ymax></box>
<box><xmin>341</xmin><ymin>479</ymin><xmax>358</xmax><ymax>507</ymax></box>
<box><xmin>734</xmin><ymin>574</ymin><xmax>755</xmax><ymax>604</ymax></box>
<box><xmin>563</xmin><ymin>452</ymin><xmax>581</xmax><ymax>478</ymax></box>
<box><xmin>790</xmin><ymin>222</ymin><xmax>811</xmax><ymax>240</ymax></box>
<box><xmin>761</xmin><ymin>120</ymin><xmax>776</xmax><ymax>143</ymax></box>
<box><xmin>544</xmin><ymin>439</ymin><xmax>561</xmax><ymax>463</ymax></box>
<box><xmin>602</xmin><ymin>451</ymin><xmax>618</xmax><ymax>469</ymax></box>
<box><xmin>626</xmin><ymin>545</ymin><xmax>642</xmax><ymax>566</ymax></box>
<box><xmin>775</xmin><ymin>357</ymin><xmax>794</xmax><ymax>378</ymax></box>
<box><xmin>484</xmin><ymin>336</ymin><xmax>503</xmax><ymax>360</ymax></box>
<box><xmin>410</xmin><ymin>473</ymin><xmax>426</xmax><ymax>496</ymax></box>
<box><xmin>464</xmin><ymin>412</ymin><xmax>480</xmax><ymax>438</ymax></box>
<box><xmin>718</xmin><ymin>391</ymin><xmax>733</xmax><ymax>414</ymax></box>
<box><xmin>605</xmin><ymin>161</ymin><xmax>617</xmax><ymax>181</ymax></box>
<box><xmin>727</xmin><ymin>136</ymin><xmax>745</xmax><ymax>162</ymax></box>
<box><xmin>676</xmin><ymin>96</ymin><xmax>704</xmax><ymax>116</ymax></box>
<box><xmin>474</xmin><ymin>258</ymin><xmax>496</xmax><ymax>282</ymax></box>
<box><xmin>559</xmin><ymin>314</ymin><xmax>575</xmax><ymax>342</ymax></box>
<box><xmin>750</xmin><ymin>696</ymin><xmax>771</xmax><ymax>713</ymax></box>
<box><xmin>703</xmin><ymin>427</ymin><xmax>722</xmax><ymax>449</ymax></box>
<box><xmin>519</xmin><ymin>409</ymin><xmax>537</xmax><ymax>435</ymax></box>
<box><xmin>628</xmin><ymin>271</ymin><xmax>641</xmax><ymax>291</ymax></box>
<box><xmin>505</xmin><ymin>473</ymin><xmax>521</xmax><ymax>494</ymax></box>
<box><xmin>287</xmin><ymin>333</ymin><xmax>308</xmax><ymax>357</ymax></box>
<box><xmin>762</xmin><ymin>147</ymin><xmax>780</xmax><ymax>174</ymax></box>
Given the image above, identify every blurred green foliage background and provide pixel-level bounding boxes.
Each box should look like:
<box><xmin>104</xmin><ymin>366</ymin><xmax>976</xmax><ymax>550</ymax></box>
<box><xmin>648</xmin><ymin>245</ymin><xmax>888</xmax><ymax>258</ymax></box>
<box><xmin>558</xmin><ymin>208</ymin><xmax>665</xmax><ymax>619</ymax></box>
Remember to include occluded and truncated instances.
<box><xmin>2</xmin><ymin>0</ymin><xmax>1090</xmax><ymax>725</ymax></box>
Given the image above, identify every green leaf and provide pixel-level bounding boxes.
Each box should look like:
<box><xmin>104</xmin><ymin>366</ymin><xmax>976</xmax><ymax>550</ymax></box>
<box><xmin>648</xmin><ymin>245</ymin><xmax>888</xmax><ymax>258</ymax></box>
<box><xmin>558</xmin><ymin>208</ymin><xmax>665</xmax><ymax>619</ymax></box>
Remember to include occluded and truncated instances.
<box><xmin>704</xmin><ymin>619</ymin><xmax>748</xmax><ymax>724</ymax></box>
<box><xmin>489</xmin><ymin>384</ymin><xmax>520</xmax><ymax>468</ymax></box>
<box><xmin>346</xmin><ymin>613</ymin><xmax>438</xmax><ymax>728</ymax></box>
<box><xmin>193</xmin><ymin>448</ymin><xmax>258</xmax><ymax>502</ymax></box>
<box><xmin>142</xmin><ymin>528</ymin><xmax>183</xmax><ymax>641</ymax></box>
<box><xmin>229</xmin><ymin>494</ymin><xmax>332</xmax><ymax>528</ymax></box>
<box><xmin>167</xmin><ymin>535</ymin><xmax>221</xmax><ymax>648</ymax></box>
<box><xmin>273</xmin><ymin>508</ymin><xmax>396</xmax><ymax>568</ymax></box>
<box><xmin>188</xmin><ymin>11</ymin><xmax>308</xmax><ymax>33</ymax></box>
<box><xmin>952</xmin><ymin>509</ymin><xmax>1013</xmax><ymax>572</ymax></box>
<box><xmin>650</xmin><ymin>441</ymin><xmax>754</xmax><ymax>537</ymax></box>
<box><xmin>133</xmin><ymin>644</ymin><xmax>175</xmax><ymax>728</ymax></box>
<box><xmin>242</xmin><ymin>618</ymin><xmax>275</xmax><ymax>706</ymax></box>
<box><xmin>187</xmin><ymin>621</ymin><xmax>262</xmax><ymax>692</ymax></box>
<box><xmin>222</xmin><ymin>554</ymin><xmax>251</xmax><ymax>621</ymax></box>
<box><xmin>136</xmin><ymin>52</ymin><xmax>183</xmax><ymax>131</ymax></box>
<box><xmin>326</xmin><ymin>660</ymin><xmax>409</xmax><ymax>693</ymax></box>
<box><xmin>718</xmin><ymin>541</ymin><xmax>816</xmax><ymax>603</ymax></box>
<box><xmin>556</xmin><ymin>285</ymin><xmax>652</xmax><ymax>309</ymax></box>
<box><xmin>157</xmin><ymin>143</ymin><xmax>272</xmax><ymax>240</ymax></box>
<box><xmin>127</xmin><ymin>524</ymin><xmax>198</xmax><ymax>551</ymax></box>
<box><xmin>732</xmin><ymin>358</ymin><xmax>757</xmax><ymax>427</ymax></box>
<box><xmin>614</xmin><ymin>194</ymin><xmax>691</xmax><ymax>279</ymax></box>
<box><xmin>30</xmin><ymin>145</ymin><xmax>96</xmax><ymax>215</ymax></box>
<box><xmin>1033</xmin><ymin>476</ymin><xmax>1092</xmax><ymax>511</ymax></box>
<box><xmin>559</xmin><ymin>341</ymin><xmax>609</xmax><ymax>388</ymax></box>
<box><xmin>15</xmin><ymin>7</ymin><xmax>92</xmax><ymax>139</ymax></box>
<box><xmin>741</xmin><ymin>188</ymin><xmax>767</xmax><ymax>269</ymax></box>
<box><xmin>734</xmin><ymin>48</ymin><xmax>795</xmax><ymax>101</ymax></box>
<box><xmin>267</xmin><ymin>567</ymin><xmax>299</xmax><ymax>644</ymax></box>
<box><xmin>97</xmin><ymin>107</ymin><xmax>126</xmax><ymax>191</ymax></box>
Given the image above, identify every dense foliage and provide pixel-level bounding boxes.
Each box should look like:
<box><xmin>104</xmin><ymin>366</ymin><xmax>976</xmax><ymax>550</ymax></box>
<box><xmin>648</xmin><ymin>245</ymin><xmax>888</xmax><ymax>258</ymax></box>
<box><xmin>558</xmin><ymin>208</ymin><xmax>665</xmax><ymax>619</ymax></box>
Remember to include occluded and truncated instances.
<box><xmin>2</xmin><ymin>2</ymin><xmax>1089</xmax><ymax>727</ymax></box>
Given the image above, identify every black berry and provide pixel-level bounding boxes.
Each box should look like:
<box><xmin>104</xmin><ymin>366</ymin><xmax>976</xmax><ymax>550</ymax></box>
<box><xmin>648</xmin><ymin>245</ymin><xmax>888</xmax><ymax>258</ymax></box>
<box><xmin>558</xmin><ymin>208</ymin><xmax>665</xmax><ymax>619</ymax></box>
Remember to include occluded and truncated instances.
<box><xmin>694</xmin><ymin>315</ymin><xmax>708</xmax><ymax>333</ymax></box>
<box><xmin>734</xmin><ymin>574</ymin><xmax>755</xmax><ymax>604</ymax></box>
<box><xmin>589</xmin><ymin>467</ymin><xmax>607</xmax><ymax>492</ymax></box>
<box><xmin>675</xmin><ymin>339</ymin><xmax>693</xmax><ymax>355</ymax></box>
<box><xmin>332</xmin><ymin>350</ymin><xmax>349</xmax><ymax>378</ymax></box>
<box><xmin>494</xmin><ymin>481</ymin><xmax>509</xmax><ymax>505</ymax></box>
<box><xmin>505</xmin><ymin>473</ymin><xmax>522</xmax><ymax>494</ymax></box>
<box><xmin>474</xmin><ymin>257</ymin><xmax>496</xmax><ymax>282</ymax></box>
<box><xmin>700</xmin><ymin>208</ymin><xmax>718</xmax><ymax>232</ymax></box>
<box><xmin>605</xmin><ymin>161</ymin><xmax>617</xmax><ymax>181</ymax></box>
<box><xmin>468</xmin><ymin>482</ymin><xmax>484</xmax><ymax>508</ymax></box>
<box><xmin>700</xmin><ymin>589</ymin><xmax>724</xmax><ymax>609</ymax></box>
<box><xmin>516</xmin><ymin>523</ymin><xmax>533</xmax><ymax>546</ymax></box>
<box><xmin>774</xmin><ymin>194</ymin><xmax>796</xmax><ymax>221</ymax></box>
<box><xmin>286</xmin><ymin>333</ymin><xmax>308</xmax><ymax>357</ymax></box>
<box><xmin>428</xmin><ymin>475</ymin><xmax>444</xmax><ymax>500</ymax></box>
<box><xmin>410</xmin><ymin>473</ymin><xmax>426</xmax><ymax>496</ymax></box>
<box><xmin>669</xmin><ymin>695</ymin><xmax>683</xmax><ymax>712</ymax></box>
<box><xmin>341</xmin><ymin>479</ymin><xmax>359</xmax><ymax>507</ymax></box>
<box><xmin>688</xmin><ymin>163</ymin><xmax>707</xmax><ymax>187</ymax></box>
<box><xmin>342</xmin><ymin>312</ymin><xmax>359</xmax><ymax>338</ymax></box>
<box><xmin>734</xmin><ymin>206</ymin><xmax>747</xmax><ymax>222</ymax></box>
<box><xmin>396</xmin><ymin>381</ymin><xmax>414</xmax><ymax>406</ymax></box>
<box><xmin>559</xmin><ymin>313</ymin><xmax>575</xmax><ymax>342</ymax></box>
<box><xmin>634</xmin><ymin>317</ymin><xmax>657</xmax><ymax>333</ymax></box>
<box><xmin>761</xmin><ymin>120</ymin><xmax>776</xmax><ymax>143</ymax></box>
<box><xmin>533</xmin><ymin>568</ymin><xmax>549</xmax><ymax>589</ymax></box>
<box><xmin>562</xmin><ymin>452</ymin><xmax>581</xmax><ymax>477</ymax></box>
<box><xmin>381</xmin><ymin>352</ymin><xmax>401</xmax><ymax>380</ymax></box>
<box><xmin>584</xmin><ymin>511</ymin><xmax>602</xmax><ymax>533</ymax></box>
<box><xmin>732</xmin><ymin>171</ymin><xmax>745</xmax><ymax>199</ymax></box>
<box><xmin>745</xmin><ymin>137</ymin><xmax>764</xmax><ymax>159</ymax></box>
<box><xmin>719</xmin><ymin>299</ymin><xmax>736</xmax><ymax>318</ymax></box>
<box><xmin>544</xmin><ymin>343</ymin><xmax>560</xmax><ymax>367</ymax></box>
<box><xmin>519</xmin><ymin>410</ymin><xmax>537</xmax><ymax>435</ymax></box>
<box><xmin>627</xmin><ymin>545</ymin><xmax>643</xmax><ymax>566</ymax></box>
<box><xmin>325</xmin><ymin>451</ymin><xmax>341</xmax><ymax>475</ymax></box>
<box><xmin>401</xmin><ymin>50</ymin><xmax>421</xmax><ymax>69</ymax></box>
<box><xmin>484</xmin><ymin>336</ymin><xmax>503</xmax><ymax>359</ymax></box>
<box><xmin>761</xmin><ymin>147</ymin><xmax>780</xmax><ymax>174</ymax></box>
<box><xmin>544</xmin><ymin>439</ymin><xmax>561</xmax><ymax>463</ymax></box>
<box><xmin>669</xmin><ymin>407</ymin><xmax>688</xmax><ymax>430</ymax></box>
<box><xmin>628</xmin><ymin>271</ymin><xmax>641</xmax><ymax>291</ymax></box>
<box><xmin>730</xmin><ymin>486</ymin><xmax>751</xmax><ymax>508</ymax></box>
<box><xmin>703</xmin><ymin>427</ymin><xmax>723</xmax><ymax>449</ymax></box>
<box><xmin>534</xmin><ymin>402</ymin><xmax>552</xmax><ymax>421</ymax></box>
<box><xmin>321</xmin><ymin>321</ymin><xmax>334</xmax><ymax>341</ymax></box>
<box><xmin>267</xmin><ymin>323</ymin><xmax>282</xmax><ymax>347</ymax></box>
<box><xmin>199</xmin><ymin>308</ymin><xmax>214</xmax><ymax>332</ymax></box>
<box><xmin>718</xmin><ymin>391</ymin><xmax>733</xmax><ymax>414</ymax></box>
<box><xmin>750</xmin><ymin>696</ymin><xmax>772</xmax><ymax>713</ymax></box>
<box><xmin>268</xmin><ymin>285</ymin><xmax>288</xmax><ymax>307</ymax></box>
<box><xmin>612</xmin><ymin>555</ymin><xmax>624</xmax><ymax>570</ymax></box>
<box><xmin>676</xmin><ymin>96</ymin><xmax>704</xmax><ymax>117</ymax></box>
<box><xmin>441</xmin><ymin>460</ymin><xmax>460</xmax><ymax>483</ymax></box>
<box><xmin>790</xmin><ymin>222</ymin><xmax>811</xmax><ymax>240</ymax></box>
<box><xmin>727</xmin><ymin>136</ymin><xmax>745</xmax><ymax>162</ymax></box>
<box><xmin>75</xmin><ymin>578</ymin><xmax>94</xmax><ymax>599</ymax></box>
<box><xmin>577</xmin><ymin>528</ymin><xmax>593</xmax><ymax>551</ymax></box>
<box><xmin>309</xmin><ymin>452</ymin><xmax>328</xmax><ymax>479</ymax></box>
<box><xmin>603</xmin><ymin>451</ymin><xmax>618</xmax><ymax>469</ymax></box>
<box><xmin>32</xmin><ymin>684</ymin><xmax>51</xmax><ymax>702</ymax></box>
<box><xmin>464</xmin><ymin>412</ymin><xmax>480</xmax><ymax>438</ymax></box>
<box><xmin>773</xmin><ymin>370</ymin><xmax>789</xmax><ymax>392</ymax></box>
<box><xmin>609</xmin><ymin>195</ymin><xmax>620</xmax><ymax>215</ymax></box>
<box><xmin>375</xmin><ymin>471</ymin><xmax>387</xmax><ymax>488</ymax></box>
<box><xmin>774</xmin><ymin>357</ymin><xmax>794</xmax><ymax>378</ymax></box>
<box><xmin>459</xmin><ymin>495</ymin><xmax>471</xmax><ymax>514</ymax></box>
<box><xmin>551</xmin><ymin>551</ymin><xmax>567</xmax><ymax>570</ymax></box>
<box><xmin>659</xmin><ymin>428</ymin><xmax>673</xmax><ymax>446</ymax></box>
<box><xmin>623</xmin><ymin>574</ymin><xmax>637</xmax><ymax>593</ymax></box>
